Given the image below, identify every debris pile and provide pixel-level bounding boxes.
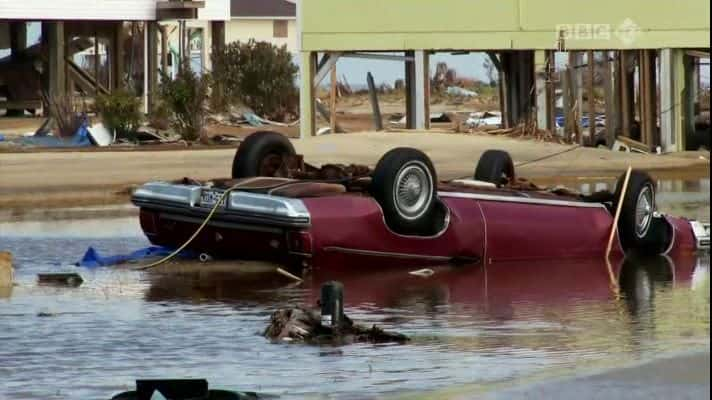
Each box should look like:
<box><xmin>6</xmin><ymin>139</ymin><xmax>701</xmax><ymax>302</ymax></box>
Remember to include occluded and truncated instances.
<box><xmin>208</xmin><ymin>105</ymin><xmax>297</xmax><ymax>129</ymax></box>
<box><xmin>264</xmin><ymin>306</ymin><xmax>409</xmax><ymax>345</ymax></box>
<box><xmin>265</xmin><ymin>281</ymin><xmax>409</xmax><ymax>345</ymax></box>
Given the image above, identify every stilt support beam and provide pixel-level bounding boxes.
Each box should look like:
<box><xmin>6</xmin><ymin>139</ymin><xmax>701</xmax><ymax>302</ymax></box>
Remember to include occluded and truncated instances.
<box><xmin>300</xmin><ymin>52</ymin><xmax>317</xmax><ymax>138</ymax></box>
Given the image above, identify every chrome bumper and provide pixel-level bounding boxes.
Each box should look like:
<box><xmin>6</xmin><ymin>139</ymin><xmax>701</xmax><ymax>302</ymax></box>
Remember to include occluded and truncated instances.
<box><xmin>691</xmin><ymin>221</ymin><xmax>710</xmax><ymax>250</ymax></box>
<box><xmin>131</xmin><ymin>182</ymin><xmax>311</xmax><ymax>228</ymax></box>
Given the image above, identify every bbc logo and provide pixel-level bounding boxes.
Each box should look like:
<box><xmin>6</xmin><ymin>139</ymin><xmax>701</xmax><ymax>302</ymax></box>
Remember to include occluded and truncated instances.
<box><xmin>556</xmin><ymin>24</ymin><xmax>612</xmax><ymax>41</ymax></box>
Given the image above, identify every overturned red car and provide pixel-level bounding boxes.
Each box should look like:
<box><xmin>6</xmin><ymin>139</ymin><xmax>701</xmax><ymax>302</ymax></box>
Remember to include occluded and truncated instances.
<box><xmin>132</xmin><ymin>132</ymin><xmax>710</xmax><ymax>270</ymax></box>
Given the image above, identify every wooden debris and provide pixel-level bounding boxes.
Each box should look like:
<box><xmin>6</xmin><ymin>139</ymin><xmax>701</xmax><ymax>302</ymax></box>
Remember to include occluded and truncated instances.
<box><xmin>264</xmin><ymin>307</ymin><xmax>409</xmax><ymax>345</ymax></box>
<box><xmin>37</xmin><ymin>273</ymin><xmax>84</xmax><ymax>287</ymax></box>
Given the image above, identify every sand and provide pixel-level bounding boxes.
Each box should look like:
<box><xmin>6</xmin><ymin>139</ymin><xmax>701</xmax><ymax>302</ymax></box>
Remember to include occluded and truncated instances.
<box><xmin>1</xmin><ymin>131</ymin><xmax>709</xmax><ymax>215</ymax></box>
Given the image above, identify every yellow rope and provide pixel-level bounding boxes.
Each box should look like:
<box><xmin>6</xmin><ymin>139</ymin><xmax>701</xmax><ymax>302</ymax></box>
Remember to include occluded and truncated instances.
<box><xmin>136</xmin><ymin>185</ymin><xmax>239</xmax><ymax>271</ymax></box>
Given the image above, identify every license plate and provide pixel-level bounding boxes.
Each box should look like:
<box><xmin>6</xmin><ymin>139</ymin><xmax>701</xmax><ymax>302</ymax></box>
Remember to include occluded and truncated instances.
<box><xmin>200</xmin><ymin>189</ymin><xmax>227</xmax><ymax>209</ymax></box>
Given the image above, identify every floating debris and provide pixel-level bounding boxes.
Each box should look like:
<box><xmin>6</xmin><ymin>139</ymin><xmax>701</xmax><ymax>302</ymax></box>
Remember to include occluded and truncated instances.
<box><xmin>37</xmin><ymin>273</ymin><xmax>84</xmax><ymax>287</ymax></box>
<box><xmin>110</xmin><ymin>379</ymin><xmax>267</xmax><ymax>400</ymax></box>
<box><xmin>36</xmin><ymin>311</ymin><xmax>56</xmax><ymax>318</ymax></box>
<box><xmin>264</xmin><ymin>281</ymin><xmax>409</xmax><ymax>345</ymax></box>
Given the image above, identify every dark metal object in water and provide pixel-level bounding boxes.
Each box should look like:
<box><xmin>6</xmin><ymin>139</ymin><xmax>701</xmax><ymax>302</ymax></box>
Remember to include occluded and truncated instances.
<box><xmin>37</xmin><ymin>273</ymin><xmax>84</xmax><ymax>287</ymax></box>
<box><xmin>320</xmin><ymin>281</ymin><xmax>344</xmax><ymax>327</ymax></box>
<box><xmin>110</xmin><ymin>379</ymin><xmax>268</xmax><ymax>400</ymax></box>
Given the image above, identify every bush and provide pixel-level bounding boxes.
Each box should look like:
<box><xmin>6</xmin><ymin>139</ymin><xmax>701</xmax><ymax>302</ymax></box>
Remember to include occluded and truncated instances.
<box><xmin>212</xmin><ymin>40</ymin><xmax>299</xmax><ymax>121</ymax></box>
<box><xmin>158</xmin><ymin>64</ymin><xmax>211</xmax><ymax>141</ymax></box>
<box><xmin>95</xmin><ymin>89</ymin><xmax>143</xmax><ymax>139</ymax></box>
<box><xmin>148</xmin><ymin>101</ymin><xmax>171</xmax><ymax>131</ymax></box>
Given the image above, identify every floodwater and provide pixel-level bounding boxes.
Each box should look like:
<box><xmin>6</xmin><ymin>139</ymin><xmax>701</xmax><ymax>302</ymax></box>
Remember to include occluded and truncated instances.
<box><xmin>0</xmin><ymin>179</ymin><xmax>709</xmax><ymax>400</ymax></box>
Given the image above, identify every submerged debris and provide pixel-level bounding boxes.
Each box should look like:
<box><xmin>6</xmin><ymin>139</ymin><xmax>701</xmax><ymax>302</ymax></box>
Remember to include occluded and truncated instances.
<box><xmin>263</xmin><ymin>307</ymin><xmax>409</xmax><ymax>345</ymax></box>
<box><xmin>110</xmin><ymin>379</ymin><xmax>265</xmax><ymax>400</ymax></box>
<box><xmin>264</xmin><ymin>281</ymin><xmax>409</xmax><ymax>345</ymax></box>
<box><xmin>37</xmin><ymin>273</ymin><xmax>84</xmax><ymax>287</ymax></box>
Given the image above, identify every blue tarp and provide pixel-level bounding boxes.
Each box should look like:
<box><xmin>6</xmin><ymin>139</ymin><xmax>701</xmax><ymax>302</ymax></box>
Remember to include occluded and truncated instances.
<box><xmin>5</xmin><ymin>118</ymin><xmax>93</xmax><ymax>148</ymax></box>
<box><xmin>77</xmin><ymin>246</ymin><xmax>195</xmax><ymax>268</ymax></box>
<box><xmin>20</xmin><ymin>123</ymin><xmax>92</xmax><ymax>148</ymax></box>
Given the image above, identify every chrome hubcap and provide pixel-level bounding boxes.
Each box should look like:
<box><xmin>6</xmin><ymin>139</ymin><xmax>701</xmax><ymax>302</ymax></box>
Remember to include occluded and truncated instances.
<box><xmin>394</xmin><ymin>162</ymin><xmax>432</xmax><ymax>220</ymax></box>
<box><xmin>635</xmin><ymin>185</ymin><xmax>654</xmax><ymax>238</ymax></box>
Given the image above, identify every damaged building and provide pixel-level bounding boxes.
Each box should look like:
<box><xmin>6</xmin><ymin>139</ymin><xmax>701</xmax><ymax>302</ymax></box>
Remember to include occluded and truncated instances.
<box><xmin>0</xmin><ymin>0</ymin><xmax>230</xmax><ymax>116</ymax></box>
<box><xmin>297</xmin><ymin>0</ymin><xmax>710</xmax><ymax>152</ymax></box>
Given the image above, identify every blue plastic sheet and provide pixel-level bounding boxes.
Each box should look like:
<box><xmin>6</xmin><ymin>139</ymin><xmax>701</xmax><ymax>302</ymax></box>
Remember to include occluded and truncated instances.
<box><xmin>77</xmin><ymin>246</ymin><xmax>195</xmax><ymax>268</ymax></box>
<box><xmin>8</xmin><ymin>118</ymin><xmax>93</xmax><ymax>148</ymax></box>
<box><xmin>20</xmin><ymin>125</ymin><xmax>92</xmax><ymax>148</ymax></box>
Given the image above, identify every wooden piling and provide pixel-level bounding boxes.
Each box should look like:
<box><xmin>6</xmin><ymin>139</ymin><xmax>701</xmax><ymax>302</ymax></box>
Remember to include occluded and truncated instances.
<box><xmin>147</xmin><ymin>22</ymin><xmax>159</xmax><ymax>113</ymax></box>
<box><xmin>620</xmin><ymin>51</ymin><xmax>632</xmax><ymax>138</ymax></box>
<box><xmin>367</xmin><ymin>72</ymin><xmax>384</xmax><ymax>131</ymax></box>
<box><xmin>329</xmin><ymin>64</ymin><xmax>338</xmax><ymax>134</ymax></box>
<box><xmin>47</xmin><ymin>22</ymin><xmax>67</xmax><ymax>101</ymax></box>
<box><xmin>160</xmin><ymin>25</ymin><xmax>169</xmax><ymax>75</ymax></box>
<box><xmin>569</xmin><ymin>52</ymin><xmax>584</xmax><ymax>144</ymax></box>
<box><xmin>113</xmin><ymin>22</ymin><xmax>126</xmax><ymax>90</ymax></box>
<box><xmin>94</xmin><ymin>30</ymin><xmax>100</xmax><ymax>97</ymax></box>
<box><xmin>404</xmin><ymin>51</ymin><xmax>416</xmax><ymax>129</ymax></box>
<box><xmin>9</xmin><ymin>21</ymin><xmax>28</xmax><ymax>61</ymax></box>
<box><xmin>604</xmin><ymin>51</ymin><xmax>616</xmax><ymax>147</ymax></box>
<box><xmin>587</xmin><ymin>50</ymin><xmax>596</xmax><ymax>142</ymax></box>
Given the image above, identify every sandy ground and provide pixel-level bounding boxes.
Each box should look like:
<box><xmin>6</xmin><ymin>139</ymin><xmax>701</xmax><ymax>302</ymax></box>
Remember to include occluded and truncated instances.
<box><xmin>1</xmin><ymin>131</ymin><xmax>709</xmax><ymax>216</ymax></box>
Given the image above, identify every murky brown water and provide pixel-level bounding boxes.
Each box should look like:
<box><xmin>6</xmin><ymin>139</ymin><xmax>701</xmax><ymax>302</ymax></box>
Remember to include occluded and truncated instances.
<box><xmin>0</xmin><ymin>179</ymin><xmax>709</xmax><ymax>399</ymax></box>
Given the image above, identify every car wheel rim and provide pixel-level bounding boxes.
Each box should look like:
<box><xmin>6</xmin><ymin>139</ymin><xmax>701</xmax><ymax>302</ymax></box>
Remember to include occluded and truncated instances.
<box><xmin>635</xmin><ymin>185</ymin><xmax>654</xmax><ymax>238</ymax></box>
<box><xmin>394</xmin><ymin>162</ymin><xmax>432</xmax><ymax>220</ymax></box>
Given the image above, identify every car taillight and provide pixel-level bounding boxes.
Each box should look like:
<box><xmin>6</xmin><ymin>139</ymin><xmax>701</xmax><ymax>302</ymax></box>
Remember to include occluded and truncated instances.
<box><xmin>139</xmin><ymin>210</ymin><xmax>158</xmax><ymax>235</ymax></box>
<box><xmin>287</xmin><ymin>230</ymin><xmax>313</xmax><ymax>254</ymax></box>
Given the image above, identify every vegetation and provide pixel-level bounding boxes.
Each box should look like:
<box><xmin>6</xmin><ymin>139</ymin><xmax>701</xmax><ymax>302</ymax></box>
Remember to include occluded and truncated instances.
<box><xmin>158</xmin><ymin>64</ymin><xmax>211</xmax><ymax>141</ymax></box>
<box><xmin>147</xmin><ymin>101</ymin><xmax>171</xmax><ymax>131</ymax></box>
<box><xmin>211</xmin><ymin>40</ymin><xmax>299</xmax><ymax>121</ymax></box>
<box><xmin>95</xmin><ymin>89</ymin><xmax>143</xmax><ymax>139</ymax></box>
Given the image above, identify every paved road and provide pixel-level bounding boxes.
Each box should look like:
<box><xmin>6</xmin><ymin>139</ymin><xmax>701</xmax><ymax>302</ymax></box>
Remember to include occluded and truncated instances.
<box><xmin>478</xmin><ymin>350</ymin><xmax>710</xmax><ymax>400</ymax></box>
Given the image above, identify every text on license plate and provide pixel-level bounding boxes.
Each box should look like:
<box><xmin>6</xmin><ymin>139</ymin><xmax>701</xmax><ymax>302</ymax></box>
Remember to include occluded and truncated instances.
<box><xmin>200</xmin><ymin>189</ymin><xmax>227</xmax><ymax>208</ymax></box>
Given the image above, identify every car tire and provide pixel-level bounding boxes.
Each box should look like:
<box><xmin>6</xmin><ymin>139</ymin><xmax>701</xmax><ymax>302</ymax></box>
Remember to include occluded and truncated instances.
<box><xmin>232</xmin><ymin>131</ymin><xmax>296</xmax><ymax>178</ymax></box>
<box><xmin>474</xmin><ymin>150</ymin><xmax>515</xmax><ymax>186</ymax></box>
<box><xmin>614</xmin><ymin>170</ymin><xmax>667</xmax><ymax>252</ymax></box>
<box><xmin>371</xmin><ymin>148</ymin><xmax>437</xmax><ymax>235</ymax></box>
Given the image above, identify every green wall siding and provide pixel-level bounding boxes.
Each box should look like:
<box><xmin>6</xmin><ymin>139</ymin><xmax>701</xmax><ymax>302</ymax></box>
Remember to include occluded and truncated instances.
<box><xmin>301</xmin><ymin>0</ymin><xmax>710</xmax><ymax>51</ymax></box>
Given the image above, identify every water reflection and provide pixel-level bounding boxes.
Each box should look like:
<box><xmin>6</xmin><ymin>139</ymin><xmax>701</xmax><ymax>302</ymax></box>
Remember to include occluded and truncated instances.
<box><xmin>141</xmin><ymin>253</ymin><xmax>708</xmax><ymax>357</ymax></box>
